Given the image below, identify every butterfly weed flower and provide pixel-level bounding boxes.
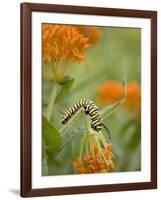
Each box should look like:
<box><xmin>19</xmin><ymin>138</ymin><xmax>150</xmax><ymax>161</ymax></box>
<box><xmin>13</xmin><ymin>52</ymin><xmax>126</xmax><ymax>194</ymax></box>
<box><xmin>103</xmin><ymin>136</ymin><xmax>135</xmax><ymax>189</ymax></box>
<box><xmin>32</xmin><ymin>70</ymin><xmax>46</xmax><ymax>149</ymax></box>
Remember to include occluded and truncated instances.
<box><xmin>43</xmin><ymin>24</ymin><xmax>90</xmax><ymax>82</ymax></box>
<box><xmin>72</xmin><ymin>129</ymin><xmax>115</xmax><ymax>174</ymax></box>
<box><xmin>98</xmin><ymin>80</ymin><xmax>141</xmax><ymax>112</ymax></box>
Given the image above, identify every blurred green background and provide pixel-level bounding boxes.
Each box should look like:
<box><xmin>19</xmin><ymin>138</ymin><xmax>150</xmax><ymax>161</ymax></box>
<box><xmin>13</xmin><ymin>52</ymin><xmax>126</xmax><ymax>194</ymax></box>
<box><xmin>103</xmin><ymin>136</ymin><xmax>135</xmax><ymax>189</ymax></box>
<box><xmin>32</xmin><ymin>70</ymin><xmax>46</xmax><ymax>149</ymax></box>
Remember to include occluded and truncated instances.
<box><xmin>42</xmin><ymin>27</ymin><xmax>141</xmax><ymax>175</ymax></box>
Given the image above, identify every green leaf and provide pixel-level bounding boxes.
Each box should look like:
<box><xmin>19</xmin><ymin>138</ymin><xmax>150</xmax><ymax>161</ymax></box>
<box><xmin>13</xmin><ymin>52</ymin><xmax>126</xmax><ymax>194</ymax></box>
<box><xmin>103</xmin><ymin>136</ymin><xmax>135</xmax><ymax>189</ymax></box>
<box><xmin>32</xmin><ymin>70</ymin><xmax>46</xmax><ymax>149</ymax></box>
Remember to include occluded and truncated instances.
<box><xmin>53</xmin><ymin>129</ymin><xmax>81</xmax><ymax>157</ymax></box>
<box><xmin>42</xmin><ymin>115</ymin><xmax>61</xmax><ymax>158</ymax></box>
<box><xmin>55</xmin><ymin>76</ymin><xmax>74</xmax><ymax>103</ymax></box>
<box><xmin>42</xmin><ymin>79</ymin><xmax>53</xmax><ymax>107</ymax></box>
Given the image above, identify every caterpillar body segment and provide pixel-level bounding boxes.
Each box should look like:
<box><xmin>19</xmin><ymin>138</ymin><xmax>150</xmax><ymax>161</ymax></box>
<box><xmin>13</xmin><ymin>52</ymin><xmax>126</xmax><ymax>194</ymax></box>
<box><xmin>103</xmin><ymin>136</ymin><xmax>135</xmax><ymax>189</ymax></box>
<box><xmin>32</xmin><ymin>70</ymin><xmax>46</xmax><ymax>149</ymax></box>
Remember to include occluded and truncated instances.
<box><xmin>61</xmin><ymin>99</ymin><xmax>102</xmax><ymax>131</ymax></box>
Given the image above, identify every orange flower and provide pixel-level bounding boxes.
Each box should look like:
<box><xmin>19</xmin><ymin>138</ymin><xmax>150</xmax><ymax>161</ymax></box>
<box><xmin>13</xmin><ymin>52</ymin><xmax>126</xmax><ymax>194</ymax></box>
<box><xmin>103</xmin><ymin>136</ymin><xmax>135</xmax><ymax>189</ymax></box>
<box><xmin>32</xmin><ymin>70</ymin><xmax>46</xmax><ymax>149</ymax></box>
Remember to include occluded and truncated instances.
<box><xmin>43</xmin><ymin>24</ymin><xmax>89</xmax><ymax>63</ymax></box>
<box><xmin>75</xmin><ymin>26</ymin><xmax>100</xmax><ymax>46</ymax></box>
<box><xmin>98</xmin><ymin>81</ymin><xmax>141</xmax><ymax>111</ymax></box>
<box><xmin>73</xmin><ymin>143</ymin><xmax>115</xmax><ymax>174</ymax></box>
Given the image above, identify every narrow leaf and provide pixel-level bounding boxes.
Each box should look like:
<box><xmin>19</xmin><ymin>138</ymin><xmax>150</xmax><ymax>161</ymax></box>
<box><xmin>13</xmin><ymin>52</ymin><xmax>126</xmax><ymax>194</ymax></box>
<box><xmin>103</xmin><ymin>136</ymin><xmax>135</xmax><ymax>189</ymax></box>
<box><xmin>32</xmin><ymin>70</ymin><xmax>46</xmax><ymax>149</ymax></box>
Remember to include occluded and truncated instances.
<box><xmin>53</xmin><ymin>131</ymin><xmax>81</xmax><ymax>157</ymax></box>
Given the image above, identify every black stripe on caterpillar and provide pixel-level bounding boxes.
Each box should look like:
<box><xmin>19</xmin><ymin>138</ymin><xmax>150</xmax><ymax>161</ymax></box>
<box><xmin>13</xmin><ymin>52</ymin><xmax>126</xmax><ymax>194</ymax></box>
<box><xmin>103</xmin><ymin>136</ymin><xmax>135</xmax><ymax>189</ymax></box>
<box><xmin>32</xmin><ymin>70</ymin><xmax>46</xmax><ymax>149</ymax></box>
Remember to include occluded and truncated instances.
<box><xmin>61</xmin><ymin>99</ymin><xmax>102</xmax><ymax>131</ymax></box>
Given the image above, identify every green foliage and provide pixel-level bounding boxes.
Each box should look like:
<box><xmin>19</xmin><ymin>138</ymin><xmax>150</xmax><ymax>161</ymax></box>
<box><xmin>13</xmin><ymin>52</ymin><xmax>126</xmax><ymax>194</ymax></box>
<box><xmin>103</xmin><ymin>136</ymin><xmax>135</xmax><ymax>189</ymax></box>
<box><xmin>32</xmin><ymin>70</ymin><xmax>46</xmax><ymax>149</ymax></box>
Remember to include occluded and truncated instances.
<box><xmin>42</xmin><ymin>80</ymin><xmax>53</xmax><ymax>106</ymax></box>
<box><xmin>53</xmin><ymin>127</ymin><xmax>81</xmax><ymax>157</ymax></box>
<box><xmin>42</xmin><ymin>115</ymin><xmax>61</xmax><ymax>159</ymax></box>
<box><xmin>42</xmin><ymin>27</ymin><xmax>141</xmax><ymax>175</ymax></box>
<box><xmin>55</xmin><ymin>76</ymin><xmax>75</xmax><ymax>103</ymax></box>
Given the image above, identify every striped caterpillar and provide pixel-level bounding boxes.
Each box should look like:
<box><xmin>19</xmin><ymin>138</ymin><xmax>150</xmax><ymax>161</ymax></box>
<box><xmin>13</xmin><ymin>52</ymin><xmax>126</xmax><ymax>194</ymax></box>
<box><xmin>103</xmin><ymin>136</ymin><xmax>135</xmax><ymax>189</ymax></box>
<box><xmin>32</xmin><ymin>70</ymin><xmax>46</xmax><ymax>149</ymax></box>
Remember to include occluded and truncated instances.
<box><xmin>61</xmin><ymin>99</ymin><xmax>111</xmax><ymax>139</ymax></box>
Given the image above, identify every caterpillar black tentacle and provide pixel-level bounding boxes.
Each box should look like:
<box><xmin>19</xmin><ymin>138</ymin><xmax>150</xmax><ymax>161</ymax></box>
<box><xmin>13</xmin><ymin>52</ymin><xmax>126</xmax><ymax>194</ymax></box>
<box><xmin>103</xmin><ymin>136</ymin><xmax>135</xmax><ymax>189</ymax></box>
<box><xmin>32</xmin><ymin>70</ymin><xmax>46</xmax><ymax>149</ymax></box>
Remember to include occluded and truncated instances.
<box><xmin>61</xmin><ymin>99</ymin><xmax>102</xmax><ymax>131</ymax></box>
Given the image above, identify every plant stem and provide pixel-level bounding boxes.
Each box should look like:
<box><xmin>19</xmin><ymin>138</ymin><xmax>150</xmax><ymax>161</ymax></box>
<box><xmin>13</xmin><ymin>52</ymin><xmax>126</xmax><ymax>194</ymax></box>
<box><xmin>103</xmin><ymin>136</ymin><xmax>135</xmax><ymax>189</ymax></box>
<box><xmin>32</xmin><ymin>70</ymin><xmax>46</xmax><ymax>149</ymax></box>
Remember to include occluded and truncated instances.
<box><xmin>94</xmin><ymin>136</ymin><xmax>108</xmax><ymax>166</ymax></box>
<box><xmin>96</xmin><ymin>132</ymin><xmax>107</xmax><ymax>148</ymax></box>
<box><xmin>79</xmin><ymin>134</ymin><xmax>87</xmax><ymax>158</ymax></box>
<box><xmin>45</xmin><ymin>82</ymin><xmax>58</xmax><ymax>120</ymax></box>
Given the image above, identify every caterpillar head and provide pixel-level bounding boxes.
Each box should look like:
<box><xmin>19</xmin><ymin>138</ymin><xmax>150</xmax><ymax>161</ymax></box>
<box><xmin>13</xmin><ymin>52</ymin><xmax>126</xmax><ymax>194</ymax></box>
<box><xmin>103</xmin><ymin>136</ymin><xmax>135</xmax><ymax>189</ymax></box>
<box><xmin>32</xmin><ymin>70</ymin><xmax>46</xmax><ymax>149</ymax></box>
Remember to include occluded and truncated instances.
<box><xmin>62</xmin><ymin>119</ymin><xmax>67</xmax><ymax>125</ymax></box>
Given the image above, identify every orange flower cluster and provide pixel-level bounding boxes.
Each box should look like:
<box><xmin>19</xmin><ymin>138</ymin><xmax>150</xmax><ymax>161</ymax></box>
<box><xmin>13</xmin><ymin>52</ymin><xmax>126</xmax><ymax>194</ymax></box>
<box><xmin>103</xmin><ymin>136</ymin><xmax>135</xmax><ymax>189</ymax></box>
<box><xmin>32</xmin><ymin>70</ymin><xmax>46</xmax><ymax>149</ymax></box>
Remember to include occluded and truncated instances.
<box><xmin>98</xmin><ymin>81</ymin><xmax>141</xmax><ymax>111</ymax></box>
<box><xmin>73</xmin><ymin>143</ymin><xmax>115</xmax><ymax>174</ymax></box>
<box><xmin>76</xmin><ymin>26</ymin><xmax>100</xmax><ymax>46</ymax></box>
<box><xmin>43</xmin><ymin>24</ymin><xmax>89</xmax><ymax>63</ymax></box>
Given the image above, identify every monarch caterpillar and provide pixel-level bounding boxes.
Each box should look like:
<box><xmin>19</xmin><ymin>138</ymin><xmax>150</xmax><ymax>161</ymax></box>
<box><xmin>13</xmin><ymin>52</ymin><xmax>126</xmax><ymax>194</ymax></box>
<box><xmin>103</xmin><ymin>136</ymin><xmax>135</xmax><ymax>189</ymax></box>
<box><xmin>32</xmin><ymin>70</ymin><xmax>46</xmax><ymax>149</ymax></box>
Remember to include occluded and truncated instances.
<box><xmin>61</xmin><ymin>99</ymin><xmax>111</xmax><ymax>140</ymax></box>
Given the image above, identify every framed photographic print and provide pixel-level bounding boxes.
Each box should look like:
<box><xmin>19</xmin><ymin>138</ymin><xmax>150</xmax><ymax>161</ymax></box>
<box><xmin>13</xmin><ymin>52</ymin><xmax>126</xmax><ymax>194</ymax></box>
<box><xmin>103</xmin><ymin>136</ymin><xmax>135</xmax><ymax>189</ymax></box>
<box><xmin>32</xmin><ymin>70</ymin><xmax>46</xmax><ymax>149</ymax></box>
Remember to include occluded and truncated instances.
<box><xmin>21</xmin><ymin>3</ymin><xmax>157</xmax><ymax>197</ymax></box>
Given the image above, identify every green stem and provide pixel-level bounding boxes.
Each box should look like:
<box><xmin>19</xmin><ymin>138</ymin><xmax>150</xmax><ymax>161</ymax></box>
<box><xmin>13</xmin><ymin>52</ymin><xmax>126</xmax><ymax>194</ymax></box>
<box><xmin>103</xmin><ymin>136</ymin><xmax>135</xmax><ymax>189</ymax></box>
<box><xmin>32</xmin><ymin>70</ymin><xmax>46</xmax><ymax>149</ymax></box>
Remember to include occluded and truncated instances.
<box><xmin>79</xmin><ymin>134</ymin><xmax>87</xmax><ymax>158</ymax></box>
<box><xmin>45</xmin><ymin>82</ymin><xmax>58</xmax><ymax>120</ymax></box>
<box><xmin>94</xmin><ymin>136</ymin><xmax>108</xmax><ymax>165</ymax></box>
<box><xmin>96</xmin><ymin>132</ymin><xmax>107</xmax><ymax>148</ymax></box>
<box><xmin>91</xmin><ymin>135</ymin><xmax>95</xmax><ymax>158</ymax></box>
